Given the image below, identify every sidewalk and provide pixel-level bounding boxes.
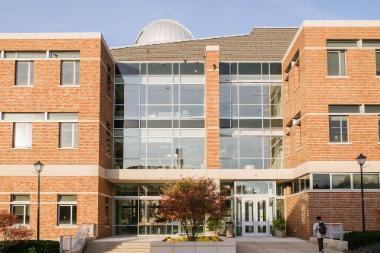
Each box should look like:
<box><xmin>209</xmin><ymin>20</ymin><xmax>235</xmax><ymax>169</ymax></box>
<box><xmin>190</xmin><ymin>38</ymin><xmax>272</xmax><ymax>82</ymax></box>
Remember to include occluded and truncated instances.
<box><xmin>237</xmin><ymin>237</ymin><xmax>343</xmax><ymax>253</ymax></box>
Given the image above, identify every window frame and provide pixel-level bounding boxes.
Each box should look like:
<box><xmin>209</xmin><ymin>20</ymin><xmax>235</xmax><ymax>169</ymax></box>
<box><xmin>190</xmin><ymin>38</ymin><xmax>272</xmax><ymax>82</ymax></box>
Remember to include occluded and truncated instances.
<box><xmin>60</xmin><ymin>60</ymin><xmax>80</xmax><ymax>86</ymax></box>
<box><xmin>327</xmin><ymin>50</ymin><xmax>347</xmax><ymax>77</ymax></box>
<box><xmin>329</xmin><ymin>115</ymin><xmax>349</xmax><ymax>143</ymax></box>
<box><xmin>57</xmin><ymin>195</ymin><xmax>77</xmax><ymax>226</ymax></box>
<box><xmin>10</xmin><ymin>194</ymin><xmax>30</xmax><ymax>225</ymax></box>
<box><xmin>15</xmin><ymin>61</ymin><xmax>34</xmax><ymax>86</ymax></box>
<box><xmin>376</xmin><ymin>50</ymin><xmax>380</xmax><ymax>76</ymax></box>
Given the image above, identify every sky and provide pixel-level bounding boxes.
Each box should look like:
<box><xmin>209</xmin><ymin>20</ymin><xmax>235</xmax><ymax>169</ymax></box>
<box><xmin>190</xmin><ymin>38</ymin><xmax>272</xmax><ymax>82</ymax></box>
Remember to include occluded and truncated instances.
<box><xmin>0</xmin><ymin>0</ymin><xmax>379</xmax><ymax>47</ymax></box>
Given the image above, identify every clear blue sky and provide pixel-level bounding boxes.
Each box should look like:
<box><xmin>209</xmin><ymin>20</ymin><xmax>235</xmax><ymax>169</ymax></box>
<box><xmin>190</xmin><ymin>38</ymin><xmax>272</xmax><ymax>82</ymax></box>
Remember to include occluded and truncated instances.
<box><xmin>1</xmin><ymin>0</ymin><xmax>379</xmax><ymax>47</ymax></box>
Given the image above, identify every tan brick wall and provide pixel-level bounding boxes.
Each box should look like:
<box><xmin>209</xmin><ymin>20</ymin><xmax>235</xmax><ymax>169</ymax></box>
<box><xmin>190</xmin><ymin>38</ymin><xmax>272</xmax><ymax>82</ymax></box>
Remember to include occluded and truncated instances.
<box><xmin>285</xmin><ymin>191</ymin><xmax>380</xmax><ymax>239</ymax></box>
<box><xmin>205</xmin><ymin>47</ymin><xmax>220</xmax><ymax>169</ymax></box>
<box><xmin>0</xmin><ymin>37</ymin><xmax>114</xmax><ymax>239</ymax></box>
<box><xmin>284</xmin><ymin>27</ymin><xmax>380</xmax><ymax>167</ymax></box>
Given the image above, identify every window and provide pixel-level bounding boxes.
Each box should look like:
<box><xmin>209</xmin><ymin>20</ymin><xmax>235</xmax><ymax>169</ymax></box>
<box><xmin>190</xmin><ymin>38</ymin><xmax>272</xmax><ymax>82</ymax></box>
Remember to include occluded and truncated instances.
<box><xmin>15</xmin><ymin>61</ymin><xmax>34</xmax><ymax>86</ymax></box>
<box><xmin>313</xmin><ymin>174</ymin><xmax>330</xmax><ymax>189</ymax></box>
<box><xmin>50</xmin><ymin>51</ymin><xmax>79</xmax><ymax>59</ymax></box>
<box><xmin>332</xmin><ymin>174</ymin><xmax>351</xmax><ymax>189</ymax></box>
<box><xmin>13</xmin><ymin>122</ymin><xmax>32</xmax><ymax>148</ymax></box>
<box><xmin>353</xmin><ymin>174</ymin><xmax>380</xmax><ymax>189</ymax></box>
<box><xmin>59</xmin><ymin>123</ymin><xmax>78</xmax><ymax>148</ymax></box>
<box><xmin>329</xmin><ymin>116</ymin><xmax>348</xmax><ymax>143</ymax></box>
<box><xmin>10</xmin><ymin>195</ymin><xmax>30</xmax><ymax>225</ymax></box>
<box><xmin>57</xmin><ymin>195</ymin><xmax>77</xmax><ymax>226</ymax></box>
<box><xmin>327</xmin><ymin>50</ymin><xmax>346</xmax><ymax>76</ymax></box>
<box><xmin>376</xmin><ymin>51</ymin><xmax>380</xmax><ymax>76</ymax></box>
<box><xmin>328</xmin><ymin>105</ymin><xmax>360</xmax><ymax>114</ymax></box>
<box><xmin>61</xmin><ymin>61</ymin><xmax>80</xmax><ymax>85</ymax></box>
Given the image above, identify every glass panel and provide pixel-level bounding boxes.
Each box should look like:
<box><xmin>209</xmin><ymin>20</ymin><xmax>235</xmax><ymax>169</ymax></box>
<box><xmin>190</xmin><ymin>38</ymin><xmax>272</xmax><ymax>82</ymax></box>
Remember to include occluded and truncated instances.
<box><xmin>61</xmin><ymin>61</ymin><xmax>75</xmax><ymax>85</ymax></box>
<box><xmin>16</xmin><ymin>61</ymin><xmax>33</xmax><ymax>85</ymax></box>
<box><xmin>339</xmin><ymin>51</ymin><xmax>346</xmax><ymax>76</ymax></box>
<box><xmin>257</xmin><ymin>200</ymin><xmax>266</xmax><ymax>222</ymax></box>
<box><xmin>239</xmin><ymin>136</ymin><xmax>262</xmax><ymax>158</ymax></box>
<box><xmin>118</xmin><ymin>63</ymin><xmax>140</xmax><ymax>75</ymax></box>
<box><xmin>3</xmin><ymin>113</ymin><xmax>45</xmax><ymax>121</ymax></box>
<box><xmin>125</xmin><ymin>85</ymin><xmax>140</xmax><ymax>105</ymax></box>
<box><xmin>239</xmin><ymin>85</ymin><xmax>261</xmax><ymax>104</ymax></box>
<box><xmin>180</xmin><ymin>85</ymin><xmax>204</xmax><ymax>104</ymax></box>
<box><xmin>332</xmin><ymin>174</ymin><xmax>351</xmax><ymax>189</ymax></box>
<box><xmin>244</xmin><ymin>200</ymin><xmax>254</xmax><ymax>222</ymax></box>
<box><xmin>12</xmin><ymin>206</ymin><xmax>26</xmax><ymax>224</ymax></box>
<box><xmin>12</xmin><ymin>195</ymin><xmax>30</xmax><ymax>202</ymax></box>
<box><xmin>14</xmin><ymin>122</ymin><xmax>32</xmax><ymax>148</ymax></box>
<box><xmin>147</xmin><ymin>85</ymin><xmax>172</xmax><ymax>104</ymax></box>
<box><xmin>270</xmin><ymin>63</ymin><xmax>282</xmax><ymax>79</ymax></box>
<box><xmin>58</xmin><ymin>195</ymin><xmax>77</xmax><ymax>202</ymax></box>
<box><xmin>114</xmin><ymin>184</ymin><xmax>139</xmax><ymax>196</ymax></box>
<box><xmin>313</xmin><ymin>174</ymin><xmax>330</xmax><ymax>189</ymax></box>
<box><xmin>5</xmin><ymin>51</ymin><xmax>46</xmax><ymax>59</ymax></box>
<box><xmin>353</xmin><ymin>174</ymin><xmax>380</xmax><ymax>189</ymax></box>
<box><xmin>115</xmin><ymin>200</ymin><xmax>138</xmax><ymax>225</ymax></box>
<box><xmin>327</xmin><ymin>51</ymin><xmax>340</xmax><ymax>76</ymax></box>
<box><xmin>327</xmin><ymin>40</ymin><xmax>358</xmax><ymax>47</ymax></box>
<box><xmin>377</xmin><ymin>51</ymin><xmax>380</xmax><ymax>76</ymax></box>
<box><xmin>50</xmin><ymin>51</ymin><xmax>80</xmax><ymax>59</ymax></box>
<box><xmin>58</xmin><ymin>205</ymin><xmax>72</xmax><ymax>224</ymax></box>
<box><xmin>60</xmin><ymin>122</ymin><xmax>74</xmax><ymax>148</ymax></box>
<box><xmin>219</xmin><ymin>62</ymin><xmax>230</xmax><ymax>75</ymax></box>
<box><xmin>147</xmin><ymin>63</ymin><xmax>172</xmax><ymax>75</ymax></box>
<box><xmin>238</xmin><ymin>63</ymin><xmax>261</xmax><ymax>77</ymax></box>
<box><xmin>48</xmin><ymin>113</ymin><xmax>78</xmax><ymax>121</ymax></box>
<box><xmin>180</xmin><ymin>62</ymin><xmax>204</xmax><ymax>75</ymax></box>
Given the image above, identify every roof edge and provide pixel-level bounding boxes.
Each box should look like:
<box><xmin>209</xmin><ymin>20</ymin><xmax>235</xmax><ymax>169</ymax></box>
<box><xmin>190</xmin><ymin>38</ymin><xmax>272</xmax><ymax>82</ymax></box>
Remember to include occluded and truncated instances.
<box><xmin>0</xmin><ymin>32</ymin><xmax>102</xmax><ymax>39</ymax></box>
<box><xmin>302</xmin><ymin>20</ymin><xmax>380</xmax><ymax>27</ymax></box>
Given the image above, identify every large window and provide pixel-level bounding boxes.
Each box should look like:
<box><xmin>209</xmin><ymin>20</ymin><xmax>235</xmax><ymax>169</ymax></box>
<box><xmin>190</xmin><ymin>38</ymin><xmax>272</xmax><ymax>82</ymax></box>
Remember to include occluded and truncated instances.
<box><xmin>15</xmin><ymin>61</ymin><xmax>34</xmax><ymax>86</ymax></box>
<box><xmin>57</xmin><ymin>195</ymin><xmax>77</xmax><ymax>226</ymax></box>
<box><xmin>327</xmin><ymin>50</ymin><xmax>346</xmax><ymax>76</ymax></box>
<box><xmin>332</xmin><ymin>174</ymin><xmax>351</xmax><ymax>189</ymax></box>
<box><xmin>13</xmin><ymin>122</ymin><xmax>32</xmax><ymax>148</ymax></box>
<box><xmin>59</xmin><ymin>122</ymin><xmax>78</xmax><ymax>148</ymax></box>
<box><xmin>61</xmin><ymin>60</ymin><xmax>80</xmax><ymax>85</ymax></box>
<box><xmin>329</xmin><ymin>116</ymin><xmax>348</xmax><ymax>143</ymax></box>
<box><xmin>10</xmin><ymin>195</ymin><xmax>30</xmax><ymax>225</ymax></box>
<box><xmin>353</xmin><ymin>174</ymin><xmax>380</xmax><ymax>189</ymax></box>
<box><xmin>312</xmin><ymin>174</ymin><xmax>330</xmax><ymax>189</ymax></box>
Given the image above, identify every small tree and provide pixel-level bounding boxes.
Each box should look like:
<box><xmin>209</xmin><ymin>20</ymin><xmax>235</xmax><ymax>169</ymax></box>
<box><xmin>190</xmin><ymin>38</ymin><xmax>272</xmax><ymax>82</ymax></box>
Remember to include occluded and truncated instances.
<box><xmin>160</xmin><ymin>178</ymin><xmax>228</xmax><ymax>241</ymax></box>
<box><xmin>0</xmin><ymin>212</ymin><xmax>33</xmax><ymax>244</ymax></box>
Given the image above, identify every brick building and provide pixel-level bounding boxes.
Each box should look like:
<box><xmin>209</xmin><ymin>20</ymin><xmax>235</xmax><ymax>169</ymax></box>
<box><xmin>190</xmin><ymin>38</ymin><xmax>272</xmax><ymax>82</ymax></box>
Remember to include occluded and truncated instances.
<box><xmin>0</xmin><ymin>20</ymin><xmax>379</xmax><ymax>240</ymax></box>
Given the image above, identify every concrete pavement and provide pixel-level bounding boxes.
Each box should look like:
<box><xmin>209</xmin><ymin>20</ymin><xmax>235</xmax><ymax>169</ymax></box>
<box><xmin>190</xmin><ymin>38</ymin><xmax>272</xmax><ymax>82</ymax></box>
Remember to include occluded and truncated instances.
<box><xmin>236</xmin><ymin>237</ymin><xmax>343</xmax><ymax>253</ymax></box>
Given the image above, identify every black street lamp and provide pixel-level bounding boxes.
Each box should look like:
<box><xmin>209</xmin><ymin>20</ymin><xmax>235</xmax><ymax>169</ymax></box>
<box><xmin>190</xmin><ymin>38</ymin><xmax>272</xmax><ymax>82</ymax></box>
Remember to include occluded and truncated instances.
<box><xmin>34</xmin><ymin>161</ymin><xmax>44</xmax><ymax>242</ymax></box>
<box><xmin>355</xmin><ymin>153</ymin><xmax>367</xmax><ymax>232</ymax></box>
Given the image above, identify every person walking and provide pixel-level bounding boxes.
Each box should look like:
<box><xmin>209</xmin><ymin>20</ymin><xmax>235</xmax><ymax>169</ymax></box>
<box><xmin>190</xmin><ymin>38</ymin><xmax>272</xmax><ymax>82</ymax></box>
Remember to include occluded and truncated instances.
<box><xmin>313</xmin><ymin>216</ymin><xmax>327</xmax><ymax>253</ymax></box>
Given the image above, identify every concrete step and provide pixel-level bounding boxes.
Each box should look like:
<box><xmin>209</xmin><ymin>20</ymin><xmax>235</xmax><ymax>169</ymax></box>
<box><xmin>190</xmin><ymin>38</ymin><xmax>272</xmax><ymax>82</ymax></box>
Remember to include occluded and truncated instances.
<box><xmin>84</xmin><ymin>241</ymin><xmax>150</xmax><ymax>253</ymax></box>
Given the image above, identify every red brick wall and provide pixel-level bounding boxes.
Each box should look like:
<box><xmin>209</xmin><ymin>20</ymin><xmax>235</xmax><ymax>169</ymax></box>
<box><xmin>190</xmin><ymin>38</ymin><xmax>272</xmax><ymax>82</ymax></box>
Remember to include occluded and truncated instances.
<box><xmin>285</xmin><ymin>191</ymin><xmax>380</xmax><ymax>239</ymax></box>
<box><xmin>205</xmin><ymin>47</ymin><xmax>220</xmax><ymax>169</ymax></box>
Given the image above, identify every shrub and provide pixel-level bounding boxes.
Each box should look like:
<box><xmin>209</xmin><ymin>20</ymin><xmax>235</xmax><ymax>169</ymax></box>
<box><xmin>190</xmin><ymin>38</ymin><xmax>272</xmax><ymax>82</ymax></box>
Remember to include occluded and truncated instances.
<box><xmin>0</xmin><ymin>240</ymin><xmax>60</xmax><ymax>253</ymax></box>
<box><xmin>344</xmin><ymin>231</ymin><xmax>380</xmax><ymax>250</ymax></box>
<box><xmin>160</xmin><ymin>178</ymin><xmax>228</xmax><ymax>241</ymax></box>
<box><xmin>272</xmin><ymin>217</ymin><xmax>286</xmax><ymax>231</ymax></box>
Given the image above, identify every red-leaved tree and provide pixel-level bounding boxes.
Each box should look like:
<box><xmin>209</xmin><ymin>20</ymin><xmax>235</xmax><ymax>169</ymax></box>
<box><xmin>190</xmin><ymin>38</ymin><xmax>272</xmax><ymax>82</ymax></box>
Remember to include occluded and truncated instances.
<box><xmin>0</xmin><ymin>212</ymin><xmax>33</xmax><ymax>244</ymax></box>
<box><xmin>160</xmin><ymin>178</ymin><xmax>228</xmax><ymax>241</ymax></box>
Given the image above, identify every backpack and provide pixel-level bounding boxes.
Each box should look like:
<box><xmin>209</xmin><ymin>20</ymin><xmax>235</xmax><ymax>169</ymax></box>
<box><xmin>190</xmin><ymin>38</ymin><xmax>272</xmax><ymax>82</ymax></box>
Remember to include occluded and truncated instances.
<box><xmin>318</xmin><ymin>222</ymin><xmax>327</xmax><ymax>235</ymax></box>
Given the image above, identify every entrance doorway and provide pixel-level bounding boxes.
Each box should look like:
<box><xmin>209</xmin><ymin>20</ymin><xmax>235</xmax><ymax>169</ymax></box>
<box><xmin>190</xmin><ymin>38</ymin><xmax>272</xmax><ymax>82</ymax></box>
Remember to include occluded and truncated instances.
<box><xmin>241</xmin><ymin>197</ymin><xmax>271</xmax><ymax>236</ymax></box>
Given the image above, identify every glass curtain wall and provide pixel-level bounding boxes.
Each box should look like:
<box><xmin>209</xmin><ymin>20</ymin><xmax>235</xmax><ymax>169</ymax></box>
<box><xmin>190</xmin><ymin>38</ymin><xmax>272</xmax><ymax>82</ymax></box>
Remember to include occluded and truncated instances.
<box><xmin>114</xmin><ymin>62</ymin><xmax>205</xmax><ymax>169</ymax></box>
<box><xmin>219</xmin><ymin>62</ymin><xmax>283</xmax><ymax>169</ymax></box>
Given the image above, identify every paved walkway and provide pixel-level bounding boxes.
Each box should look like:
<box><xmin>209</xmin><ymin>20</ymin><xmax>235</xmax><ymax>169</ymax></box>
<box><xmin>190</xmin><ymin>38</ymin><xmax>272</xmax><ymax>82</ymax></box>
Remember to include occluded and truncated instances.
<box><xmin>236</xmin><ymin>237</ymin><xmax>343</xmax><ymax>253</ymax></box>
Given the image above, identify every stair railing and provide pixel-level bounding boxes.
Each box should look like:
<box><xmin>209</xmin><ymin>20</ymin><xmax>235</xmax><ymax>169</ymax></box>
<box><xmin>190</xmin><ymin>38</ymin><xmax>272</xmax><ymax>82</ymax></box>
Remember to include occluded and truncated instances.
<box><xmin>60</xmin><ymin>223</ymin><xmax>95</xmax><ymax>253</ymax></box>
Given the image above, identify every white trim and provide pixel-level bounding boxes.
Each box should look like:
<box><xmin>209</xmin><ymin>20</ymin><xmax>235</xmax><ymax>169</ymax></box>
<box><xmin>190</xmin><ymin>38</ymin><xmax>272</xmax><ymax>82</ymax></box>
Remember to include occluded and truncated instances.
<box><xmin>0</xmin><ymin>165</ymin><xmax>106</xmax><ymax>177</ymax></box>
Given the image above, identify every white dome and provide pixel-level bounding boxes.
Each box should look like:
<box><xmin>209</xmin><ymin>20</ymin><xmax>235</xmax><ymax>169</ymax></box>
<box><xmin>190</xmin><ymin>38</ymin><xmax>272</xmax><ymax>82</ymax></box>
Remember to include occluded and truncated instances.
<box><xmin>135</xmin><ymin>19</ymin><xmax>194</xmax><ymax>45</ymax></box>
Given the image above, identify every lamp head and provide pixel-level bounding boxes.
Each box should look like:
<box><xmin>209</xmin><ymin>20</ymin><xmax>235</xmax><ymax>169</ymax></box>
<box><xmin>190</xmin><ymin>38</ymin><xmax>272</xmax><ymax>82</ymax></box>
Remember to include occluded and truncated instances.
<box><xmin>34</xmin><ymin>161</ymin><xmax>44</xmax><ymax>173</ymax></box>
<box><xmin>356</xmin><ymin>153</ymin><xmax>367</xmax><ymax>166</ymax></box>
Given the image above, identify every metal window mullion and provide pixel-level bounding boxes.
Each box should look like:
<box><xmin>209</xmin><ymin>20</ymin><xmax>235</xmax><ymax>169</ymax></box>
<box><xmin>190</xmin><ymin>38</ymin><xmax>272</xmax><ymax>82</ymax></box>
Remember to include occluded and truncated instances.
<box><xmin>23</xmin><ymin>204</ymin><xmax>26</xmax><ymax>225</ymax></box>
<box><xmin>27</xmin><ymin>62</ymin><xmax>31</xmax><ymax>86</ymax></box>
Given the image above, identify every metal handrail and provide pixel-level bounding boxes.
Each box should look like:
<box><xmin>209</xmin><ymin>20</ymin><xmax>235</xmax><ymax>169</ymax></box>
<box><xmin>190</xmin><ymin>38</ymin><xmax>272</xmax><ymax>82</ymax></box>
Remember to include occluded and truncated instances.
<box><xmin>60</xmin><ymin>224</ymin><xmax>95</xmax><ymax>253</ymax></box>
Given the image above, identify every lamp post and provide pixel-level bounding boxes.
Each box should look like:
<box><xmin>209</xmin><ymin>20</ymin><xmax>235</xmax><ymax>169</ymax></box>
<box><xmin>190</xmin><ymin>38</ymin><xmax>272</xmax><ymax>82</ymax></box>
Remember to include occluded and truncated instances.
<box><xmin>34</xmin><ymin>161</ymin><xmax>44</xmax><ymax>242</ymax></box>
<box><xmin>355</xmin><ymin>153</ymin><xmax>367</xmax><ymax>232</ymax></box>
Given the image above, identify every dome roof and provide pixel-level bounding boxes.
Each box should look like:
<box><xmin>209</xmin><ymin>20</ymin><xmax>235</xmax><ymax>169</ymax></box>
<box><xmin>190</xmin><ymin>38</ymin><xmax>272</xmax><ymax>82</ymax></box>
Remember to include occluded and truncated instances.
<box><xmin>135</xmin><ymin>19</ymin><xmax>194</xmax><ymax>45</ymax></box>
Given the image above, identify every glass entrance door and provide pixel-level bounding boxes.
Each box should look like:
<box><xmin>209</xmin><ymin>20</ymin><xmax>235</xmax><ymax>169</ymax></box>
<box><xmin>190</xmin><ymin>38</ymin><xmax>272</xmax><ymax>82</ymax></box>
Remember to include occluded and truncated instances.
<box><xmin>242</xmin><ymin>197</ymin><xmax>270</xmax><ymax>236</ymax></box>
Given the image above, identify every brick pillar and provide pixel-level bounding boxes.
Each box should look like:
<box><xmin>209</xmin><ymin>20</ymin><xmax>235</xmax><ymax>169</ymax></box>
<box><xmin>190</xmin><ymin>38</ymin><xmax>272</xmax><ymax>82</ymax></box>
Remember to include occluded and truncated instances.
<box><xmin>205</xmin><ymin>45</ymin><xmax>220</xmax><ymax>169</ymax></box>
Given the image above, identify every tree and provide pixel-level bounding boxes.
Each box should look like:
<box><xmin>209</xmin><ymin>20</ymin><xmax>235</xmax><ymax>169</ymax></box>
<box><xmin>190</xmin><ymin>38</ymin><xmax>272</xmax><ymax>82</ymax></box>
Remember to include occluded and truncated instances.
<box><xmin>160</xmin><ymin>178</ymin><xmax>228</xmax><ymax>241</ymax></box>
<box><xmin>0</xmin><ymin>212</ymin><xmax>33</xmax><ymax>244</ymax></box>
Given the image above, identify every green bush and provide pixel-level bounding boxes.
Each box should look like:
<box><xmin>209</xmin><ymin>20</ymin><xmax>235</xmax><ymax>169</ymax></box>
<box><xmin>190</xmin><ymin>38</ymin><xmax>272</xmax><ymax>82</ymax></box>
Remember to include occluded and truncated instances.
<box><xmin>272</xmin><ymin>217</ymin><xmax>286</xmax><ymax>231</ymax></box>
<box><xmin>344</xmin><ymin>231</ymin><xmax>380</xmax><ymax>250</ymax></box>
<box><xmin>0</xmin><ymin>240</ymin><xmax>60</xmax><ymax>253</ymax></box>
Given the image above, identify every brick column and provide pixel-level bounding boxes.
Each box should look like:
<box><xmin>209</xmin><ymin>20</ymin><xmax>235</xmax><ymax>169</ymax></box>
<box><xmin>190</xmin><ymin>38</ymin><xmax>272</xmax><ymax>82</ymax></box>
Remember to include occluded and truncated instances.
<box><xmin>205</xmin><ymin>45</ymin><xmax>220</xmax><ymax>169</ymax></box>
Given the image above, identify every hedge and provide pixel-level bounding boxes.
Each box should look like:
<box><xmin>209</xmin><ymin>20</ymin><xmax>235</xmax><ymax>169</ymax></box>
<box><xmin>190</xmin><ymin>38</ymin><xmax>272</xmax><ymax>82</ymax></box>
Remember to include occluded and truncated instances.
<box><xmin>0</xmin><ymin>240</ymin><xmax>60</xmax><ymax>253</ymax></box>
<box><xmin>344</xmin><ymin>231</ymin><xmax>380</xmax><ymax>250</ymax></box>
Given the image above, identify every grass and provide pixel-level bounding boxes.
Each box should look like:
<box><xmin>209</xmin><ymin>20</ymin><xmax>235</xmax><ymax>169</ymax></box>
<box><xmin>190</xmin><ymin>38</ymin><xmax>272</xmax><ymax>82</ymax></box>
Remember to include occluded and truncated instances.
<box><xmin>163</xmin><ymin>236</ymin><xmax>222</xmax><ymax>242</ymax></box>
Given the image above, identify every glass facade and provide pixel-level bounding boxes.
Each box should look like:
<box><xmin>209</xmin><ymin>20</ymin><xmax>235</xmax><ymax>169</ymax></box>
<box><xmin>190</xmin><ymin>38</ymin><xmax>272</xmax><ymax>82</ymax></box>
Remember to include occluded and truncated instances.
<box><xmin>114</xmin><ymin>62</ymin><xmax>205</xmax><ymax>169</ymax></box>
<box><xmin>219</xmin><ymin>62</ymin><xmax>283</xmax><ymax>169</ymax></box>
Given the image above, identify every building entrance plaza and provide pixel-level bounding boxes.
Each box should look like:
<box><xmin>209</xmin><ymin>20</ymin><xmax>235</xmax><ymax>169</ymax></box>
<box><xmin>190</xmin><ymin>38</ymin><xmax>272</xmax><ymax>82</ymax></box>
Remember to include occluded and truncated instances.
<box><xmin>113</xmin><ymin>181</ymin><xmax>279</xmax><ymax>237</ymax></box>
